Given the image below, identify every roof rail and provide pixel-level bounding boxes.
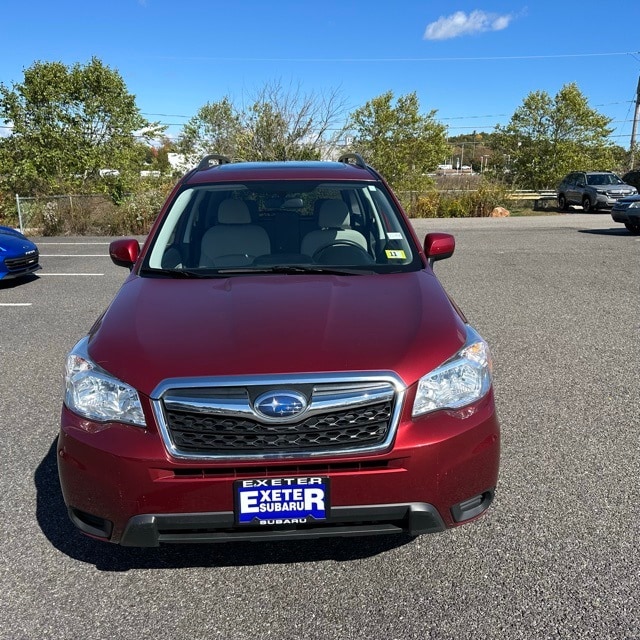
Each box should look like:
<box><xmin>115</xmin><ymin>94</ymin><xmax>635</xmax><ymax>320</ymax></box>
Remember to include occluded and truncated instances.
<box><xmin>196</xmin><ymin>154</ymin><xmax>232</xmax><ymax>170</ymax></box>
<box><xmin>337</xmin><ymin>153</ymin><xmax>368</xmax><ymax>170</ymax></box>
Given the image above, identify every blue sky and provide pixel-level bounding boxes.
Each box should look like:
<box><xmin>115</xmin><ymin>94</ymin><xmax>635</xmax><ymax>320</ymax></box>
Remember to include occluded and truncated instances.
<box><xmin>1</xmin><ymin>1</ymin><xmax>639</xmax><ymax>149</ymax></box>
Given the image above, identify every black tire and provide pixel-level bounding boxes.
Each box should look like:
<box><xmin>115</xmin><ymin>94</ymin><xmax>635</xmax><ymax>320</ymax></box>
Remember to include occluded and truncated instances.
<box><xmin>558</xmin><ymin>194</ymin><xmax>568</xmax><ymax>211</ymax></box>
<box><xmin>582</xmin><ymin>196</ymin><xmax>593</xmax><ymax>213</ymax></box>
<box><xmin>624</xmin><ymin>221</ymin><xmax>640</xmax><ymax>235</ymax></box>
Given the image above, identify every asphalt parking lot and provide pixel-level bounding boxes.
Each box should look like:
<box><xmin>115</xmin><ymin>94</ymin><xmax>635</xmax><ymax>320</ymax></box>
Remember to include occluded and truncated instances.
<box><xmin>1</xmin><ymin>214</ymin><xmax>638</xmax><ymax>640</ymax></box>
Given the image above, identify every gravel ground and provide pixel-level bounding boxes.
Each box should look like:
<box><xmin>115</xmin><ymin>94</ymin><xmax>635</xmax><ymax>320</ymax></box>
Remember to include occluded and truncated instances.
<box><xmin>0</xmin><ymin>213</ymin><xmax>638</xmax><ymax>640</ymax></box>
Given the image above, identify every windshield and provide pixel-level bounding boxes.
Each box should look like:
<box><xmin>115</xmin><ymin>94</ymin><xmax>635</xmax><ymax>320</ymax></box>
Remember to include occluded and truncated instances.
<box><xmin>144</xmin><ymin>180</ymin><xmax>421</xmax><ymax>275</ymax></box>
<box><xmin>586</xmin><ymin>173</ymin><xmax>623</xmax><ymax>186</ymax></box>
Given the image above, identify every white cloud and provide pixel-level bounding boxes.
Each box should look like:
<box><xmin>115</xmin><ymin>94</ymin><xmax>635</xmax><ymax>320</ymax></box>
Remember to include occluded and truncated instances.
<box><xmin>424</xmin><ymin>10</ymin><xmax>513</xmax><ymax>41</ymax></box>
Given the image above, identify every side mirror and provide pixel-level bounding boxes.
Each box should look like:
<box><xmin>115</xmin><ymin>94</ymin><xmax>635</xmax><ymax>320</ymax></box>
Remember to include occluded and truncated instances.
<box><xmin>109</xmin><ymin>238</ymin><xmax>141</xmax><ymax>270</ymax></box>
<box><xmin>424</xmin><ymin>233</ymin><xmax>455</xmax><ymax>267</ymax></box>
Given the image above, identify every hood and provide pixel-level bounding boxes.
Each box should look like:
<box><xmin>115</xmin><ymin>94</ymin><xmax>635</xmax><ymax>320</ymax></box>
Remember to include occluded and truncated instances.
<box><xmin>0</xmin><ymin>227</ymin><xmax>37</xmax><ymax>256</ymax></box>
<box><xmin>87</xmin><ymin>272</ymin><xmax>467</xmax><ymax>397</ymax></box>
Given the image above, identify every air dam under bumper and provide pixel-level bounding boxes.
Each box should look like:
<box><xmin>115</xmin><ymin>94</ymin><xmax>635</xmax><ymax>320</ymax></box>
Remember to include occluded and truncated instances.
<box><xmin>119</xmin><ymin>503</ymin><xmax>451</xmax><ymax>546</ymax></box>
<box><xmin>108</xmin><ymin>494</ymin><xmax>493</xmax><ymax>546</ymax></box>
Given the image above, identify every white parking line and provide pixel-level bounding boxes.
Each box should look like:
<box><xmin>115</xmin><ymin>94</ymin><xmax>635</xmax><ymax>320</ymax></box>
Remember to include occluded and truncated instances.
<box><xmin>39</xmin><ymin>273</ymin><xmax>104</xmax><ymax>276</ymax></box>
<box><xmin>40</xmin><ymin>254</ymin><xmax>107</xmax><ymax>257</ymax></box>
<box><xmin>0</xmin><ymin>303</ymin><xmax>33</xmax><ymax>306</ymax></box>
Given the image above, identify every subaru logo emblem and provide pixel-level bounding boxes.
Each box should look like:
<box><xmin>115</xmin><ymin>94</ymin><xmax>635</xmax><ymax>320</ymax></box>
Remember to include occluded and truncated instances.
<box><xmin>254</xmin><ymin>391</ymin><xmax>308</xmax><ymax>420</ymax></box>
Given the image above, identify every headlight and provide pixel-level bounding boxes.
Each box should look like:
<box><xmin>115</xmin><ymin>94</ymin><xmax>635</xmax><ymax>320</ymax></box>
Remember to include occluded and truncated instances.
<box><xmin>628</xmin><ymin>201</ymin><xmax>640</xmax><ymax>209</ymax></box>
<box><xmin>412</xmin><ymin>327</ymin><xmax>493</xmax><ymax>417</ymax></box>
<box><xmin>64</xmin><ymin>337</ymin><xmax>146</xmax><ymax>427</ymax></box>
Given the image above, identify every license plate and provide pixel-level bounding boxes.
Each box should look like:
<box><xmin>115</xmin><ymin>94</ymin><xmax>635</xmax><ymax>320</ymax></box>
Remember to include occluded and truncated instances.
<box><xmin>234</xmin><ymin>477</ymin><xmax>329</xmax><ymax>526</ymax></box>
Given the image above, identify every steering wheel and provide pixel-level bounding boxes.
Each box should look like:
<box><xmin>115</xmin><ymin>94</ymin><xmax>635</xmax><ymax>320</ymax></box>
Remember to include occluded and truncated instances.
<box><xmin>312</xmin><ymin>241</ymin><xmax>375</xmax><ymax>265</ymax></box>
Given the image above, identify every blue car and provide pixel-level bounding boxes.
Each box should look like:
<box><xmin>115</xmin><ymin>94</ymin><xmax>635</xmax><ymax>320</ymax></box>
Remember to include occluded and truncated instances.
<box><xmin>0</xmin><ymin>226</ymin><xmax>41</xmax><ymax>281</ymax></box>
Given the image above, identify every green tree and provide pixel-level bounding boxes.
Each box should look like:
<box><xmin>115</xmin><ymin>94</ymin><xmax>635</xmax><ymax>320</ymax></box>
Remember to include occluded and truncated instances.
<box><xmin>177</xmin><ymin>97</ymin><xmax>242</xmax><ymax>163</ymax></box>
<box><xmin>448</xmin><ymin>132</ymin><xmax>493</xmax><ymax>172</ymax></box>
<box><xmin>178</xmin><ymin>80</ymin><xmax>349</xmax><ymax>164</ymax></box>
<box><xmin>348</xmin><ymin>91</ymin><xmax>449</xmax><ymax>194</ymax></box>
<box><xmin>144</xmin><ymin>137</ymin><xmax>177</xmax><ymax>175</ymax></box>
<box><xmin>239</xmin><ymin>80</ymin><xmax>348</xmax><ymax>161</ymax></box>
<box><xmin>490</xmin><ymin>83</ymin><xmax>616</xmax><ymax>189</ymax></box>
<box><xmin>0</xmin><ymin>57</ymin><xmax>164</xmax><ymax>197</ymax></box>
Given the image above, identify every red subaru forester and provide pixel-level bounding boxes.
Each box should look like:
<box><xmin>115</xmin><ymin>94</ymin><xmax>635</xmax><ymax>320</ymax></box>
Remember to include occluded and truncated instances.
<box><xmin>58</xmin><ymin>154</ymin><xmax>500</xmax><ymax>546</ymax></box>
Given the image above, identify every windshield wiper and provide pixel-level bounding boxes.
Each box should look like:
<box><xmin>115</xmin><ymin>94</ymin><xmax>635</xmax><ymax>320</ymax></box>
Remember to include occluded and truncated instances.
<box><xmin>139</xmin><ymin>267</ymin><xmax>212</xmax><ymax>278</ymax></box>
<box><xmin>215</xmin><ymin>265</ymin><xmax>374</xmax><ymax>276</ymax></box>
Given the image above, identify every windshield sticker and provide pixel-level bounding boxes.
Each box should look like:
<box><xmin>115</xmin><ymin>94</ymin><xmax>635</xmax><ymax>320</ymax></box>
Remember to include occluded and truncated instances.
<box><xmin>385</xmin><ymin>249</ymin><xmax>406</xmax><ymax>260</ymax></box>
<box><xmin>387</xmin><ymin>232</ymin><xmax>403</xmax><ymax>240</ymax></box>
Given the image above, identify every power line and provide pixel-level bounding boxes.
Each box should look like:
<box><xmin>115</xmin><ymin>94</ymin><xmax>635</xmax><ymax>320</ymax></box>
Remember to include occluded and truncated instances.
<box><xmin>151</xmin><ymin>51</ymin><xmax>640</xmax><ymax>63</ymax></box>
<box><xmin>138</xmin><ymin>102</ymin><xmax>636</xmax><ymax>128</ymax></box>
<box><xmin>141</xmin><ymin>112</ymin><xmax>191</xmax><ymax>118</ymax></box>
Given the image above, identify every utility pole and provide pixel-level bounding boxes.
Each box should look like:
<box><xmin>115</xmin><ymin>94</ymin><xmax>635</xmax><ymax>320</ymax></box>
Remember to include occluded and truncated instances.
<box><xmin>630</xmin><ymin>75</ymin><xmax>640</xmax><ymax>169</ymax></box>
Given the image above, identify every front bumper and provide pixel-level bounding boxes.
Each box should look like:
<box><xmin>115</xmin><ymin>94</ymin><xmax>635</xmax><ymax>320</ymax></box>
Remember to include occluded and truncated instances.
<box><xmin>0</xmin><ymin>262</ymin><xmax>41</xmax><ymax>280</ymax></box>
<box><xmin>594</xmin><ymin>196</ymin><xmax>616</xmax><ymax>209</ymax></box>
<box><xmin>58</xmin><ymin>391</ymin><xmax>500</xmax><ymax>545</ymax></box>
<box><xmin>65</xmin><ymin>494</ymin><xmax>497</xmax><ymax>546</ymax></box>
<box><xmin>596</xmin><ymin>194</ymin><xmax>636</xmax><ymax>210</ymax></box>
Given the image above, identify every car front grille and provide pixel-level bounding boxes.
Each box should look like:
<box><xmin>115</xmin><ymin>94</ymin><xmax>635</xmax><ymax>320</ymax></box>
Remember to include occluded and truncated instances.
<box><xmin>154</xmin><ymin>376</ymin><xmax>403</xmax><ymax>460</ymax></box>
<box><xmin>4</xmin><ymin>251</ymin><xmax>39</xmax><ymax>272</ymax></box>
<box><xmin>165</xmin><ymin>402</ymin><xmax>392</xmax><ymax>453</ymax></box>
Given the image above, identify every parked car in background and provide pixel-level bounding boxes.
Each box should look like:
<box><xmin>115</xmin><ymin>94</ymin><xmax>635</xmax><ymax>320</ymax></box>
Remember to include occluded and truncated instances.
<box><xmin>58</xmin><ymin>153</ymin><xmax>500</xmax><ymax>546</ymax></box>
<box><xmin>611</xmin><ymin>194</ymin><xmax>640</xmax><ymax>234</ymax></box>
<box><xmin>557</xmin><ymin>171</ymin><xmax>637</xmax><ymax>212</ymax></box>
<box><xmin>0</xmin><ymin>226</ymin><xmax>41</xmax><ymax>281</ymax></box>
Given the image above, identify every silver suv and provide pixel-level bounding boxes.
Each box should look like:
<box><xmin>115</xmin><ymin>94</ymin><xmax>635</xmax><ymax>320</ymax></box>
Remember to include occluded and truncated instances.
<box><xmin>557</xmin><ymin>171</ymin><xmax>637</xmax><ymax>212</ymax></box>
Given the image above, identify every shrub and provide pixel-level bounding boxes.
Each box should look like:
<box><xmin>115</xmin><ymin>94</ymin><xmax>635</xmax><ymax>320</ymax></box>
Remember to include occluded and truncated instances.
<box><xmin>11</xmin><ymin>181</ymin><xmax>174</xmax><ymax>236</ymax></box>
<box><xmin>413</xmin><ymin>191</ymin><xmax>440</xmax><ymax>218</ymax></box>
<box><xmin>409</xmin><ymin>179</ymin><xmax>512</xmax><ymax>218</ymax></box>
<box><xmin>468</xmin><ymin>181</ymin><xmax>512</xmax><ymax>217</ymax></box>
<box><xmin>98</xmin><ymin>187</ymin><xmax>172</xmax><ymax>236</ymax></box>
<box><xmin>15</xmin><ymin>198</ymin><xmax>65</xmax><ymax>236</ymax></box>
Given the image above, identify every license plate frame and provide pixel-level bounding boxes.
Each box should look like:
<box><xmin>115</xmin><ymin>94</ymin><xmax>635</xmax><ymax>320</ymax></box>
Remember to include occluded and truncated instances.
<box><xmin>234</xmin><ymin>477</ymin><xmax>330</xmax><ymax>526</ymax></box>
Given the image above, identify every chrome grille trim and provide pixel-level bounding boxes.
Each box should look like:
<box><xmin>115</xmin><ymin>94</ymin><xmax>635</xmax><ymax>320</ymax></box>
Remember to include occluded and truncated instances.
<box><xmin>162</xmin><ymin>382</ymin><xmax>394</xmax><ymax>424</ymax></box>
<box><xmin>151</xmin><ymin>372</ymin><xmax>405</xmax><ymax>461</ymax></box>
